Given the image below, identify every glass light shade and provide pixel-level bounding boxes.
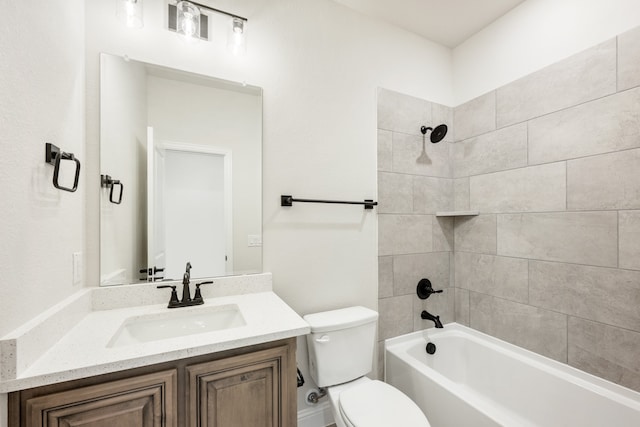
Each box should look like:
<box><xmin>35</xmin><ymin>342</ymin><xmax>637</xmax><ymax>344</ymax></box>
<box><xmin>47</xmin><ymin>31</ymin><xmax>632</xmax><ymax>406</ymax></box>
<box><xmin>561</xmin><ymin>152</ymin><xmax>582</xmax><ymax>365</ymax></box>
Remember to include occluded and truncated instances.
<box><xmin>227</xmin><ymin>18</ymin><xmax>247</xmax><ymax>56</ymax></box>
<box><xmin>116</xmin><ymin>0</ymin><xmax>143</xmax><ymax>29</ymax></box>
<box><xmin>177</xmin><ymin>1</ymin><xmax>201</xmax><ymax>40</ymax></box>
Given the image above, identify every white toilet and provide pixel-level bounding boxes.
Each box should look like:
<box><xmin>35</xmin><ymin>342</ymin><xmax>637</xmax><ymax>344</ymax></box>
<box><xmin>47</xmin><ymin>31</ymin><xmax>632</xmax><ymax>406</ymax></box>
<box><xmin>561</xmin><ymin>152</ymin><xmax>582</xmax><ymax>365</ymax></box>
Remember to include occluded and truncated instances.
<box><xmin>304</xmin><ymin>306</ymin><xmax>431</xmax><ymax>427</ymax></box>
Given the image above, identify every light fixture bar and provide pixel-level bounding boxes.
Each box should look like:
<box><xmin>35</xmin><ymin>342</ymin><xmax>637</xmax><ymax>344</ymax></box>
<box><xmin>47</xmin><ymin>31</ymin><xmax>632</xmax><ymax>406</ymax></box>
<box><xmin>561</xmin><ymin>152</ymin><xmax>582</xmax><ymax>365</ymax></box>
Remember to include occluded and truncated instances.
<box><xmin>184</xmin><ymin>0</ymin><xmax>247</xmax><ymax>22</ymax></box>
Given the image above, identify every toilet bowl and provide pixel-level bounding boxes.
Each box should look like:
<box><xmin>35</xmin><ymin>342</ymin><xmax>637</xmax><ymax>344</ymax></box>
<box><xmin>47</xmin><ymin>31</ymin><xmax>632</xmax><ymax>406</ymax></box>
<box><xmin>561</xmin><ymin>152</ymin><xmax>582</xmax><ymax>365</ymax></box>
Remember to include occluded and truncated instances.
<box><xmin>304</xmin><ymin>306</ymin><xmax>431</xmax><ymax>427</ymax></box>
<box><xmin>328</xmin><ymin>377</ymin><xmax>430</xmax><ymax>427</ymax></box>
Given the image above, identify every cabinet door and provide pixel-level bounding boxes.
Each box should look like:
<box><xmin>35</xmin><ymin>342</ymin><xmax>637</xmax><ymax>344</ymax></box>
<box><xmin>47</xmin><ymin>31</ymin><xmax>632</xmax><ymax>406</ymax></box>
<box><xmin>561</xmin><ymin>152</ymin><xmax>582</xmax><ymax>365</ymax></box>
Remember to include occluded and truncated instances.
<box><xmin>23</xmin><ymin>369</ymin><xmax>177</xmax><ymax>427</ymax></box>
<box><xmin>186</xmin><ymin>344</ymin><xmax>294</xmax><ymax>427</ymax></box>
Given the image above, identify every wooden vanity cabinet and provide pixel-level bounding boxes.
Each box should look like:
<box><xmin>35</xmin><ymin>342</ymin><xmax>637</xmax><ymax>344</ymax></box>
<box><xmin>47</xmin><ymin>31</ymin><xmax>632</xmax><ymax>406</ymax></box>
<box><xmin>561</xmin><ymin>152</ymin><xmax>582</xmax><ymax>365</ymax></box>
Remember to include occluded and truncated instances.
<box><xmin>9</xmin><ymin>338</ymin><xmax>297</xmax><ymax>427</ymax></box>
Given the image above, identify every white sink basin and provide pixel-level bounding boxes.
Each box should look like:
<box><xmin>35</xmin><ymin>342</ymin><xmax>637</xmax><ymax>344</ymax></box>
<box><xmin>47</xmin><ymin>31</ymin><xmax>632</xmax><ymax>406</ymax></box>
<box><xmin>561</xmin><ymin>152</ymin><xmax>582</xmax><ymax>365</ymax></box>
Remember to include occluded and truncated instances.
<box><xmin>107</xmin><ymin>304</ymin><xmax>246</xmax><ymax>347</ymax></box>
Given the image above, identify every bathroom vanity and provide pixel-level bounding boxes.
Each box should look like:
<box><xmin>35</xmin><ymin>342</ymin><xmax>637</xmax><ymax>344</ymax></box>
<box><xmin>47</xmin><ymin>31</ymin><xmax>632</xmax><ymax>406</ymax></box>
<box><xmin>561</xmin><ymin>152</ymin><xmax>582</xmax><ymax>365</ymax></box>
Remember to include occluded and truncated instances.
<box><xmin>9</xmin><ymin>338</ymin><xmax>295</xmax><ymax>426</ymax></box>
<box><xmin>0</xmin><ymin>273</ymin><xmax>309</xmax><ymax>427</ymax></box>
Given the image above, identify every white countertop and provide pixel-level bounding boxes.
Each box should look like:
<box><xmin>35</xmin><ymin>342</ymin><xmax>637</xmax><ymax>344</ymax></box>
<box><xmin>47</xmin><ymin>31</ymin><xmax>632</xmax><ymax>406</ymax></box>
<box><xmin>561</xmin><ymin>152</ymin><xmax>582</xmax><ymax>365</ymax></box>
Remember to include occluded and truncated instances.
<box><xmin>0</xmin><ymin>275</ymin><xmax>310</xmax><ymax>393</ymax></box>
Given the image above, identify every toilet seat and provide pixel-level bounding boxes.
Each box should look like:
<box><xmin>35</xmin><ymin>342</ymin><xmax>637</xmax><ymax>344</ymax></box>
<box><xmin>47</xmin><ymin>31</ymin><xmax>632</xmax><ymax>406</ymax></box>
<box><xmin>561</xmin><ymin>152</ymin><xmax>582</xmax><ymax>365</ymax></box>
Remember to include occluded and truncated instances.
<box><xmin>338</xmin><ymin>380</ymin><xmax>430</xmax><ymax>427</ymax></box>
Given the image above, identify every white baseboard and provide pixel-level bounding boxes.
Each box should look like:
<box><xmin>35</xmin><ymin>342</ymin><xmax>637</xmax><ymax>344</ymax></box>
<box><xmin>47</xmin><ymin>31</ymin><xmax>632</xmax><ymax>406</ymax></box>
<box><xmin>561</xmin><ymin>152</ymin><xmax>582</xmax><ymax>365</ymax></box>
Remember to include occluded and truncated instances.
<box><xmin>297</xmin><ymin>402</ymin><xmax>334</xmax><ymax>427</ymax></box>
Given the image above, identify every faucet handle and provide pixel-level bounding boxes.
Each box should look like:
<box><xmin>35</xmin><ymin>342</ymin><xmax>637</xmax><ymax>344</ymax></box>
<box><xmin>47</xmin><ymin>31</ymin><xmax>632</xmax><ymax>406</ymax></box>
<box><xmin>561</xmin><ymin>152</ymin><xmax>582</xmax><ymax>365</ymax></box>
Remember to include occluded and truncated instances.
<box><xmin>193</xmin><ymin>281</ymin><xmax>213</xmax><ymax>303</ymax></box>
<box><xmin>416</xmin><ymin>278</ymin><xmax>443</xmax><ymax>299</ymax></box>
<box><xmin>157</xmin><ymin>285</ymin><xmax>180</xmax><ymax>308</ymax></box>
<box><xmin>195</xmin><ymin>281</ymin><xmax>213</xmax><ymax>287</ymax></box>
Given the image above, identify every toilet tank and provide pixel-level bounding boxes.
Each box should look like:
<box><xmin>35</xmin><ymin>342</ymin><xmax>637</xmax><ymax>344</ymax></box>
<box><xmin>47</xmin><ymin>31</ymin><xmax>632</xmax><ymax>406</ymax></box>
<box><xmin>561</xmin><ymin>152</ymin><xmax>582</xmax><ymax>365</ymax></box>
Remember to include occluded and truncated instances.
<box><xmin>304</xmin><ymin>306</ymin><xmax>378</xmax><ymax>387</ymax></box>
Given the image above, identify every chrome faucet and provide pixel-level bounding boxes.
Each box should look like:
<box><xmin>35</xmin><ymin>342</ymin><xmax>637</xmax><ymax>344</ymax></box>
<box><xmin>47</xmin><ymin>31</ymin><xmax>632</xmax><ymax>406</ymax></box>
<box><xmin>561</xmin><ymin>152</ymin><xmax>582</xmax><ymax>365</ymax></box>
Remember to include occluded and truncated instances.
<box><xmin>421</xmin><ymin>310</ymin><xmax>443</xmax><ymax>328</ymax></box>
<box><xmin>157</xmin><ymin>262</ymin><xmax>212</xmax><ymax>308</ymax></box>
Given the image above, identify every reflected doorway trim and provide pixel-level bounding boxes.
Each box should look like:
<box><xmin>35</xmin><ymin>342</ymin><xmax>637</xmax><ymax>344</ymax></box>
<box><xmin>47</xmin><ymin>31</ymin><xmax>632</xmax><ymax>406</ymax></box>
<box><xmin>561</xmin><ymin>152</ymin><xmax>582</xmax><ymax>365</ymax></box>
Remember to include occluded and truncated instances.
<box><xmin>158</xmin><ymin>141</ymin><xmax>234</xmax><ymax>274</ymax></box>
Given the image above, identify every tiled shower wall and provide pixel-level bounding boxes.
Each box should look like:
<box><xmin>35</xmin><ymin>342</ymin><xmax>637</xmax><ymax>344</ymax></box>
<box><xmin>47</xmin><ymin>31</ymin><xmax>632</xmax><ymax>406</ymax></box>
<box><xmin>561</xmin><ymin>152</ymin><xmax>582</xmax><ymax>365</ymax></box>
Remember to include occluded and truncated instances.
<box><xmin>376</xmin><ymin>88</ymin><xmax>455</xmax><ymax>378</ymax></box>
<box><xmin>377</xmin><ymin>26</ymin><xmax>640</xmax><ymax>391</ymax></box>
<box><xmin>452</xmin><ymin>27</ymin><xmax>640</xmax><ymax>392</ymax></box>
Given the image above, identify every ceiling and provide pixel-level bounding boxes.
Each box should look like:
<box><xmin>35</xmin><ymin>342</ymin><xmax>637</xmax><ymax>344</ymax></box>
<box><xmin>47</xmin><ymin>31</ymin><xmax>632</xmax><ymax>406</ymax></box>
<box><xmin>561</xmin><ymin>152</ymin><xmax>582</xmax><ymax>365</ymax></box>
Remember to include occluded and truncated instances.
<box><xmin>331</xmin><ymin>0</ymin><xmax>527</xmax><ymax>47</ymax></box>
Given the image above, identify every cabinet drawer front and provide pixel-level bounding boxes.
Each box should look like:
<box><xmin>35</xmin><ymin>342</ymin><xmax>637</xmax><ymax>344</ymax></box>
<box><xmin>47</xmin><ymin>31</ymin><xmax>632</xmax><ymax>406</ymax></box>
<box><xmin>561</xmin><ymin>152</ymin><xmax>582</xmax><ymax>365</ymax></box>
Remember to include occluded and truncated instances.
<box><xmin>24</xmin><ymin>370</ymin><xmax>177</xmax><ymax>427</ymax></box>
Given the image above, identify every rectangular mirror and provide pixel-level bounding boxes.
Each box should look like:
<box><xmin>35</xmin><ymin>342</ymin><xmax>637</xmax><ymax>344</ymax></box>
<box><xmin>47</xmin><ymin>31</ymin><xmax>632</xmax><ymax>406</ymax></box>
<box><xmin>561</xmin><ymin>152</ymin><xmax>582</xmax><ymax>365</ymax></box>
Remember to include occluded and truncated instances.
<box><xmin>100</xmin><ymin>53</ymin><xmax>262</xmax><ymax>286</ymax></box>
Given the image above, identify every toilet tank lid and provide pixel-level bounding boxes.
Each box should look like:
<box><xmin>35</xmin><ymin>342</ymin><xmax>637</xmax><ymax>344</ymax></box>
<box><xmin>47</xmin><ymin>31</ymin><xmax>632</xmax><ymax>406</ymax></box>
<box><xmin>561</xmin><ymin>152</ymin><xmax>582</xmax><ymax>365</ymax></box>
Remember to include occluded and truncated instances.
<box><xmin>304</xmin><ymin>306</ymin><xmax>378</xmax><ymax>333</ymax></box>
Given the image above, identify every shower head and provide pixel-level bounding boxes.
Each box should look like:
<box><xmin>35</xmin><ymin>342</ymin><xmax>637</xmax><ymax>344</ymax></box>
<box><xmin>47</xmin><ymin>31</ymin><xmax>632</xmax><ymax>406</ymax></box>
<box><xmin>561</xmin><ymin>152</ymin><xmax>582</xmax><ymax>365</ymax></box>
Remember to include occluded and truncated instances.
<box><xmin>420</xmin><ymin>124</ymin><xmax>448</xmax><ymax>143</ymax></box>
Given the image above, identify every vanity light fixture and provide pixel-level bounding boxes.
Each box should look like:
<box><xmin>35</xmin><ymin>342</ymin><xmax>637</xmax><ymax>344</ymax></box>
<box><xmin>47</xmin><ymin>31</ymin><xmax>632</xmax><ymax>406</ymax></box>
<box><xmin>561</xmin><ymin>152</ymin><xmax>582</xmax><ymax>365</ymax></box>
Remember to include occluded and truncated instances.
<box><xmin>227</xmin><ymin>17</ymin><xmax>247</xmax><ymax>56</ymax></box>
<box><xmin>116</xmin><ymin>0</ymin><xmax>144</xmax><ymax>29</ymax></box>
<box><xmin>176</xmin><ymin>1</ymin><xmax>201</xmax><ymax>39</ymax></box>
<box><xmin>168</xmin><ymin>1</ymin><xmax>248</xmax><ymax>54</ymax></box>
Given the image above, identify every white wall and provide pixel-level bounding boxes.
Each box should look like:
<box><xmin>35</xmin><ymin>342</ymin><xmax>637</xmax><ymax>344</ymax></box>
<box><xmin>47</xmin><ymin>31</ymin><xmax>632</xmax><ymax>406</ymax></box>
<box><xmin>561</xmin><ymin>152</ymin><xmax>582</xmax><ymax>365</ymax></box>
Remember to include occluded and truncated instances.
<box><xmin>0</xmin><ymin>0</ymin><xmax>85</xmax><ymax>338</ymax></box>
<box><xmin>453</xmin><ymin>0</ymin><xmax>640</xmax><ymax>104</ymax></box>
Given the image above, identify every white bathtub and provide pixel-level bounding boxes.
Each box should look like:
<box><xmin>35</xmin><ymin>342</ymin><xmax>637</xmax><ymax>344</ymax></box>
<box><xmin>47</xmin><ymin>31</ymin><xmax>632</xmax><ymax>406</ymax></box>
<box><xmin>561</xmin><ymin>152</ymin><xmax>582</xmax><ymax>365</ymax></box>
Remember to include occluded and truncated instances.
<box><xmin>385</xmin><ymin>323</ymin><xmax>640</xmax><ymax>427</ymax></box>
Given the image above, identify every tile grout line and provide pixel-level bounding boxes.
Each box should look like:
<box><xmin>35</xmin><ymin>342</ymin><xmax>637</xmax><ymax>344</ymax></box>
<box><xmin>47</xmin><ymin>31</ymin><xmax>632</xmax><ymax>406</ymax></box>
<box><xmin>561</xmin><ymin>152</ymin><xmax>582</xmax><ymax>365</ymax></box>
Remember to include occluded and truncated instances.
<box><xmin>616</xmin><ymin>34</ymin><xmax>620</xmax><ymax>93</ymax></box>
<box><xmin>617</xmin><ymin>210</ymin><xmax>620</xmax><ymax>268</ymax></box>
<box><xmin>566</xmin><ymin>313</ymin><xmax>569</xmax><ymax>364</ymax></box>
<box><xmin>565</xmin><ymin>161</ymin><xmax>568</xmax><ymax>211</ymax></box>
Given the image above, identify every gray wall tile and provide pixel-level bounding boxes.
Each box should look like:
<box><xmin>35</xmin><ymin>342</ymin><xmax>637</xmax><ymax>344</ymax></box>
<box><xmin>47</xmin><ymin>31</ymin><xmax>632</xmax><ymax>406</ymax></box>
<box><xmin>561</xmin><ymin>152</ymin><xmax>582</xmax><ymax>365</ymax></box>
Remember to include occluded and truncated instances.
<box><xmin>377</xmin><ymin>129</ymin><xmax>393</xmax><ymax>172</ymax></box>
<box><xmin>454</xmin><ymin>178</ymin><xmax>470</xmax><ymax>210</ymax></box>
<box><xmin>454</xmin><ymin>288</ymin><xmax>470</xmax><ymax>326</ymax></box>
<box><xmin>529</xmin><ymin>88</ymin><xmax>640</xmax><ymax>165</ymax></box>
<box><xmin>618</xmin><ymin>27</ymin><xmax>640</xmax><ymax>91</ymax></box>
<box><xmin>414</xmin><ymin>288</ymin><xmax>455</xmax><ymax>330</ymax></box>
<box><xmin>569</xmin><ymin>317</ymin><xmax>640</xmax><ymax>392</ymax></box>
<box><xmin>470</xmin><ymin>162</ymin><xmax>567</xmax><ymax>213</ymax></box>
<box><xmin>455</xmin><ymin>252</ymin><xmax>528</xmax><ymax>303</ymax></box>
<box><xmin>377</xmin><ymin>88</ymin><xmax>431</xmax><ymax>135</ymax></box>
<box><xmin>497</xmin><ymin>39</ymin><xmax>617</xmax><ymax>127</ymax></box>
<box><xmin>454</xmin><ymin>215</ymin><xmax>497</xmax><ymax>254</ymax></box>
<box><xmin>567</xmin><ymin>148</ymin><xmax>640</xmax><ymax>210</ymax></box>
<box><xmin>497</xmin><ymin>212</ymin><xmax>618</xmax><ymax>267</ymax></box>
<box><xmin>453</xmin><ymin>91</ymin><xmax>496</xmax><ymax>141</ymax></box>
<box><xmin>470</xmin><ymin>293</ymin><xmax>568</xmax><ymax>362</ymax></box>
<box><xmin>378</xmin><ymin>295</ymin><xmax>413</xmax><ymax>340</ymax></box>
<box><xmin>530</xmin><ymin>261</ymin><xmax>640</xmax><ymax>331</ymax></box>
<box><xmin>394</xmin><ymin>252</ymin><xmax>450</xmax><ymax>297</ymax></box>
<box><xmin>413</xmin><ymin>176</ymin><xmax>453</xmax><ymax>213</ymax></box>
<box><xmin>453</xmin><ymin>123</ymin><xmax>527</xmax><ymax>177</ymax></box>
<box><xmin>377</xmin><ymin>172</ymin><xmax>413</xmax><ymax>213</ymax></box>
<box><xmin>432</xmin><ymin>216</ymin><xmax>454</xmax><ymax>252</ymax></box>
<box><xmin>378</xmin><ymin>214</ymin><xmax>432</xmax><ymax>256</ymax></box>
<box><xmin>620</xmin><ymin>210</ymin><xmax>640</xmax><ymax>271</ymax></box>
<box><xmin>392</xmin><ymin>132</ymin><xmax>452</xmax><ymax>177</ymax></box>
<box><xmin>378</xmin><ymin>256</ymin><xmax>393</xmax><ymax>298</ymax></box>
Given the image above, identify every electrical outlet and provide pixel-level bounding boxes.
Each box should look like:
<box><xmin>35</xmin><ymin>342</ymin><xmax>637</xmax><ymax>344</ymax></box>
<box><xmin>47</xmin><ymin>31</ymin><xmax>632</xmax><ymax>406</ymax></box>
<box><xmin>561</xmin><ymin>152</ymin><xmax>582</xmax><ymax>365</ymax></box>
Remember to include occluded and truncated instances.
<box><xmin>248</xmin><ymin>235</ymin><xmax>262</xmax><ymax>247</ymax></box>
<box><xmin>72</xmin><ymin>252</ymin><xmax>83</xmax><ymax>285</ymax></box>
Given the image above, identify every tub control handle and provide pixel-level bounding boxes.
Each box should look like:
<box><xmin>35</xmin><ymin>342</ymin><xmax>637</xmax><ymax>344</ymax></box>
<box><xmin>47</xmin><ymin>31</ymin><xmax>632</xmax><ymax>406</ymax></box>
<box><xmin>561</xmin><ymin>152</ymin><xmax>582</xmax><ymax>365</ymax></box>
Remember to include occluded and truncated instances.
<box><xmin>315</xmin><ymin>335</ymin><xmax>331</xmax><ymax>343</ymax></box>
<box><xmin>417</xmin><ymin>278</ymin><xmax>442</xmax><ymax>299</ymax></box>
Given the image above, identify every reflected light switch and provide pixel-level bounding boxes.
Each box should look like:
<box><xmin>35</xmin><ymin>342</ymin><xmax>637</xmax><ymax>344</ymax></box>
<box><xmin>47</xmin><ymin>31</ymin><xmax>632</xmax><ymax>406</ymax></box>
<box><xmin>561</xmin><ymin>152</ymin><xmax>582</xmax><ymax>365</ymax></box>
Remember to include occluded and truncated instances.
<box><xmin>248</xmin><ymin>235</ymin><xmax>262</xmax><ymax>247</ymax></box>
<box><xmin>72</xmin><ymin>252</ymin><xmax>83</xmax><ymax>285</ymax></box>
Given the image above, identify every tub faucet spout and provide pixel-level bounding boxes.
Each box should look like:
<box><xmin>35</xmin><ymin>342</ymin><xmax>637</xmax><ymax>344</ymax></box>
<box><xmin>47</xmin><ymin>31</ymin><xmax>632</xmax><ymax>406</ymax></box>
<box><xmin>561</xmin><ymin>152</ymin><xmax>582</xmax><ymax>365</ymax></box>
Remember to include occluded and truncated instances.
<box><xmin>421</xmin><ymin>310</ymin><xmax>443</xmax><ymax>328</ymax></box>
